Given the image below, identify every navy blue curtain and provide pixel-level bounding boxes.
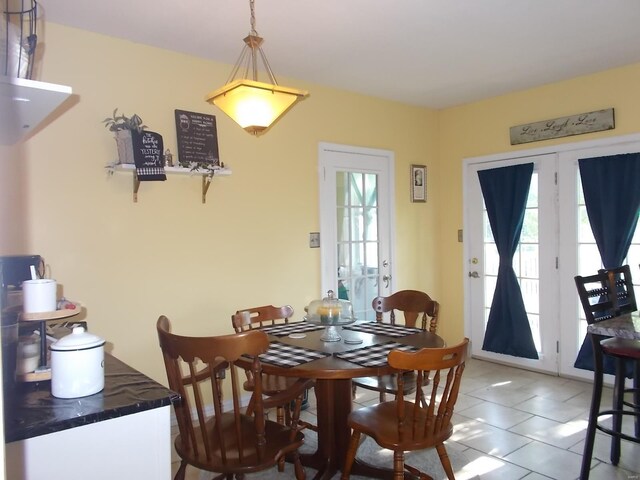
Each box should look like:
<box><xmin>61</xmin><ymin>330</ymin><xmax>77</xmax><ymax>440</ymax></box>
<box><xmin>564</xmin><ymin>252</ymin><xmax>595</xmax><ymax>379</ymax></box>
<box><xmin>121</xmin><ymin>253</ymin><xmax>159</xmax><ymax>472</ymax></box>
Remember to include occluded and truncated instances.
<box><xmin>574</xmin><ymin>153</ymin><xmax>640</xmax><ymax>374</ymax></box>
<box><xmin>478</xmin><ymin>163</ymin><xmax>538</xmax><ymax>359</ymax></box>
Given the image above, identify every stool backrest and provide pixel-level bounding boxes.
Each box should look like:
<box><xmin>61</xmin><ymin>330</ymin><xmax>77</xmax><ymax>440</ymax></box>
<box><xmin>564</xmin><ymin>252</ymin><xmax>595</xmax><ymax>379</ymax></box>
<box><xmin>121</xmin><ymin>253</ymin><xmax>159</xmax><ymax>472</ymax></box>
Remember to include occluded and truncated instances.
<box><xmin>575</xmin><ymin>271</ymin><xmax>617</xmax><ymax>324</ymax></box>
<box><xmin>599</xmin><ymin>265</ymin><xmax>637</xmax><ymax>316</ymax></box>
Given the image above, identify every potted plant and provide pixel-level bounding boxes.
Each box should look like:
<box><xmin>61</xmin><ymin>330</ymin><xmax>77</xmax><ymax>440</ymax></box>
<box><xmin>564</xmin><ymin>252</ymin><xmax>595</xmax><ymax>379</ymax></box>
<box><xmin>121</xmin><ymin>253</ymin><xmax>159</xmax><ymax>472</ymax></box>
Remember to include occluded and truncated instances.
<box><xmin>102</xmin><ymin>109</ymin><xmax>147</xmax><ymax>164</ymax></box>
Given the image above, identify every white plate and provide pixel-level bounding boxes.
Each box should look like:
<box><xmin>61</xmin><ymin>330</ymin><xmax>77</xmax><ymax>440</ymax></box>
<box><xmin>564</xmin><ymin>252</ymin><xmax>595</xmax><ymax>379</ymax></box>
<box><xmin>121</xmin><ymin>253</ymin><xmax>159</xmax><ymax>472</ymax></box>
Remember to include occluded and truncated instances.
<box><xmin>288</xmin><ymin>333</ymin><xmax>306</xmax><ymax>339</ymax></box>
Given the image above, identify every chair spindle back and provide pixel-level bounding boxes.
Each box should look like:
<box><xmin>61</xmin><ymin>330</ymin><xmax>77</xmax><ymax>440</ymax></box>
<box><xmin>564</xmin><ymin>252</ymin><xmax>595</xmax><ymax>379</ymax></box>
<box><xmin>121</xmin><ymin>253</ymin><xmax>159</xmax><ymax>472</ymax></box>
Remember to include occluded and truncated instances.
<box><xmin>372</xmin><ymin>290</ymin><xmax>439</xmax><ymax>332</ymax></box>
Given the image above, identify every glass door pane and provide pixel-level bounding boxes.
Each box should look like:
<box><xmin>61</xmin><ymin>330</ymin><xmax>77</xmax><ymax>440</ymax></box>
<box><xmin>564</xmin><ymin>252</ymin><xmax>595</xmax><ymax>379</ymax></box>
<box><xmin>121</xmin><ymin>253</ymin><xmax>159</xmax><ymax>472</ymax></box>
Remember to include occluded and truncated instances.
<box><xmin>336</xmin><ymin>172</ymin><xmax>379</xmax><ymax>321</ymax></box>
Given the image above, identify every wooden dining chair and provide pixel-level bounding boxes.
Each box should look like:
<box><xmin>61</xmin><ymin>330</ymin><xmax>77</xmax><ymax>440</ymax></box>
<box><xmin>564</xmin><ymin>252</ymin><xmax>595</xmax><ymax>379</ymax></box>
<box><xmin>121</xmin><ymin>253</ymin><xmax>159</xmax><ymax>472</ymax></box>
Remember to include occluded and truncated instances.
<box><xmin>575</xmin><ymin>266</ymin><xmax>640</xmax><ymax>467</ymax></box>
<box><xmin>232</xmin><ymin>305</ymin><xmax>317</xmax><ymax>431</ymax></box>
<box><xmin>341</xmin><ymin>338</ymin><xmax>469</xmax><ymax>480</ymax></box>
<box><xmin>352</xmin><ymin>290</ymin><xmax>440</xmax><ymax>403</ymax></box>
<box><xmin>157</xmin><ymin>315</ymin><xmax>309</xmax><ymax>480</ymax></box>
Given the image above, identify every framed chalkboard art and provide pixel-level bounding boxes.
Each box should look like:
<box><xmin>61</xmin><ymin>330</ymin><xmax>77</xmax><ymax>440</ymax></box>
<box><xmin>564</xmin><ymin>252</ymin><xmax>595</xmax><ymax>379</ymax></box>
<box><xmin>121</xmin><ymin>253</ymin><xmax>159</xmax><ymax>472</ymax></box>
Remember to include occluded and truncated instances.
<box><xmin>174</xmin><ymin>109</ymin><xmax>220</xmax><ymax>167</ymax></box>
<box><xmin>131</xmin><ymin>131</ymin><xmax>166</xmax><ymax>181</ymax></box>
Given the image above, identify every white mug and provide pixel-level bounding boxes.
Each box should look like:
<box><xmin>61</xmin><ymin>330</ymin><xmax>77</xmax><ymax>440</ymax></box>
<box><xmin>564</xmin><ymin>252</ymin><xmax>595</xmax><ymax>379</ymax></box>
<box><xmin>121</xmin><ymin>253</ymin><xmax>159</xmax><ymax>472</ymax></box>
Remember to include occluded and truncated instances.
<box><xmin>22</xmin><ymin>279</ymin><xmax>57</xmax><ymax>313</ymax></box>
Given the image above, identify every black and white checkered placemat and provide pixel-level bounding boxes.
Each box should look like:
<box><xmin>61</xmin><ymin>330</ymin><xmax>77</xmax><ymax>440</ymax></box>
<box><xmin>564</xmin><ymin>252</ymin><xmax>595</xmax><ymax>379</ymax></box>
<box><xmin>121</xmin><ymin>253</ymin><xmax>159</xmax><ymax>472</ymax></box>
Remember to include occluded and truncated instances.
<box><xmin>259</xmin><ymin>322</ymin><xmax>325</xmax><ymax>337</ymax></box>
<box><xmin>334</xmin><ymin>341</ymin><xmax>420</xmax><ymax>367</ymax></box>
<box><xmin>258</xmin><ymin>341</ymin><xmax>330</xmax><ymax>368</ymax></box>
<box><xmin>342</xmin><ymin>321</ymin><xmax>423</xmax><ymax>338</ymax></box>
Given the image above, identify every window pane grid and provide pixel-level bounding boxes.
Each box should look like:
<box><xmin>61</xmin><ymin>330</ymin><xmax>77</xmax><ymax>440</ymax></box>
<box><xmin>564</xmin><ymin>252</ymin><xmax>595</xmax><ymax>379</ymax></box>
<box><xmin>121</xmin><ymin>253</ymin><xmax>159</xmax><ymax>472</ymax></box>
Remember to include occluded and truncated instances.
<box><xmin>336</xmin><ymin>171</ymin><xmax>380</xmax><ymax>321</ymax></box>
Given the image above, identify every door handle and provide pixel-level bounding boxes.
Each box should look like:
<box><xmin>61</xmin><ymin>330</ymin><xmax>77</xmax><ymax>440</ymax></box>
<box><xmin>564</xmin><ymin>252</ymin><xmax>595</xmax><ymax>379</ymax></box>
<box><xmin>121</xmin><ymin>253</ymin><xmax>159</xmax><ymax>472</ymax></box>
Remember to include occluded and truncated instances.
<box><xmin>382</xmin><ymin>274</ymin><xmax>392</xmax><ymax>288</ymax></box>
<box><xmin>468</xmin><ymin>271</ymin><xmax>480</xmax><ymax>278</ymax></box>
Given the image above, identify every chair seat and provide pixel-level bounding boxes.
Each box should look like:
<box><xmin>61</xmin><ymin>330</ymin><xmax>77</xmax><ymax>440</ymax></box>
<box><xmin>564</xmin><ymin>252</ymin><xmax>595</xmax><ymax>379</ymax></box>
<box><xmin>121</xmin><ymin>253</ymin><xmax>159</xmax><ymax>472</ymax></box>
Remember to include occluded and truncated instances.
<box><xmin>175</xmin><ymin>412</ymin><xmax>305</xmax><ymax>473</ymax></box>
<box><xmin>347</xmin><ymin>401</ymin><xmax>452</xmax><ymax>452</ymax></box>
<box><xmin>601</xmin><ymin>337</ymin><xmax>640</xmax><ymax>359</ymax></box>
<box><xmin>352</xmin><ymin>371</ymin><xmax>426</xmax><ymax>395</ymax></box>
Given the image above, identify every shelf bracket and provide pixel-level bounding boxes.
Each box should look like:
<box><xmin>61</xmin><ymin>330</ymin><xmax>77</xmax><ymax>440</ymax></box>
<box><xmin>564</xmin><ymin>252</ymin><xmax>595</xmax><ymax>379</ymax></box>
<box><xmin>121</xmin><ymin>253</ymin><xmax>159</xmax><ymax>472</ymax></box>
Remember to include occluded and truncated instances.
<box><xmin>133</xmin><ymin>172</ymin><xmax>140</xmax><ymax>203</ymax></box>
<box><xmin>202</xmin><ymin>174</ymin><xmax>213</xmax><ymax>204</ymax></box>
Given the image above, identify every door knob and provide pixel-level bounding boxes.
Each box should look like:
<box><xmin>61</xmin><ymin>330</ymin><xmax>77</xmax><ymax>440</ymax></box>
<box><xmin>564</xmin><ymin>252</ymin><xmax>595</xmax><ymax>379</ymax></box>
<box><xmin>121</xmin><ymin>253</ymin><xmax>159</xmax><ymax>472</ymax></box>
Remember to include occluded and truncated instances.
<box><xmin>382</xmin><ymin>274</ymin><xmax>392</xmax><ymax>287</ymax></box>
<box><xmin>468</xmin><ymin>271</ymin><xmax>480</xmax><ymax>278</ymax></box>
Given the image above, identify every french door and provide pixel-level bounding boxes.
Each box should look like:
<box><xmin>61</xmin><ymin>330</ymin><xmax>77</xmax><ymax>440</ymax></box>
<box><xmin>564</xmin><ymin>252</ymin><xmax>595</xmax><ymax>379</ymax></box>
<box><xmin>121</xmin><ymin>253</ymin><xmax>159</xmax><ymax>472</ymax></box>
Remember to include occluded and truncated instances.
<box><xmin>465</xmin><ymin>154</ymin><xmax>559</xmax><ymax>373</ymax></box>
<box><xmin>318</xmin><ymin>143</ymin><xmax>395</xmax><ymax>322</ymax></box>
<box><xmin>464</xmin><ymin>135</ymin><xmax>640</xmax><ymax>378</ymax></box>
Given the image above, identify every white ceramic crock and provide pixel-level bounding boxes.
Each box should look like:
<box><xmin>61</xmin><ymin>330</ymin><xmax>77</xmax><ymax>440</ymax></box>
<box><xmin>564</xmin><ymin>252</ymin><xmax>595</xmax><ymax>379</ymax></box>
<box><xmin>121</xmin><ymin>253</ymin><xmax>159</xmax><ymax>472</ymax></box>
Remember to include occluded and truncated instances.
<box><xmin>50</xmin><ymin>326</ymin><xmax>105</xmax><ymax>399</ymax></box>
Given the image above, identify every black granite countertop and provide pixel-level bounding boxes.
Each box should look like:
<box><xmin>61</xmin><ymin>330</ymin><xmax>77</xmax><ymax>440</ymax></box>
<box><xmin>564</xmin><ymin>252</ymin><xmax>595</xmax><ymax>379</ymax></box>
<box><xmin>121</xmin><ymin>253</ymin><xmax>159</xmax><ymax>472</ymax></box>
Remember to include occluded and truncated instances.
<box><xmin>4</xmin><ymin>353</ymin><xmax>179</xmax><ymax>443</ymax></box>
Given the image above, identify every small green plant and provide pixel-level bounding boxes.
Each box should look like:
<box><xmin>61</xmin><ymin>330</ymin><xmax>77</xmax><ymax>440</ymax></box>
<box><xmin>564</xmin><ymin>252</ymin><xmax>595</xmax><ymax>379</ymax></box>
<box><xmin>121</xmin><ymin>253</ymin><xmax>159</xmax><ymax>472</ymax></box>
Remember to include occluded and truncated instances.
<box><xmin>187</xmin><ymin>161</ymin><xmax>225</xmax><ymax>174</ymax></box>
<box><xmin>102</xmin><ymin>108</ymin><xmax>147</xmax><ymax>133</ymax></box>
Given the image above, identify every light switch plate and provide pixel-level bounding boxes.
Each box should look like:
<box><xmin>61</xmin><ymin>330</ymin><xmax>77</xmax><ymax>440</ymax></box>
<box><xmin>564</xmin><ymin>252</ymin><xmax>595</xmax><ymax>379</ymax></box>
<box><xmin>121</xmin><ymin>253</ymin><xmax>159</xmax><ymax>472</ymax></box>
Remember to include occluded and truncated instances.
<box><xmin>309</xmin><ymin>232</ymin><xmax>320</xmax><ymax>248</ymax></box>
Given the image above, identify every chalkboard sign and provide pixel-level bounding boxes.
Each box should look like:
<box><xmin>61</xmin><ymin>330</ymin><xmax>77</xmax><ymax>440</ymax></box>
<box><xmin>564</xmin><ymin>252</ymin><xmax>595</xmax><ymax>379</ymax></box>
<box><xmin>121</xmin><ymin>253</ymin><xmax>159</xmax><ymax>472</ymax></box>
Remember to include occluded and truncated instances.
<box><xmin>131</xmin><ymin>131</ymin><xmax>166</xmax><ymax>181</ymax></box>
<box><xmin>174</xmin><ymin>109</ymin><xmax>220</xmax><ymax>166</ymax></box>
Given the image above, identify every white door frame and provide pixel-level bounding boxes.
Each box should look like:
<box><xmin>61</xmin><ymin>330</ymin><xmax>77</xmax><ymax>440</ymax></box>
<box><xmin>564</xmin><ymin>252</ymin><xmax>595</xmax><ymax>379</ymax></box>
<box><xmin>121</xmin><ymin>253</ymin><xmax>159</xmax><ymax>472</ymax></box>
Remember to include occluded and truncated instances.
<box><xmin>318</xmin><ymin>142</ymin><xmax>396</xmax><ymax>302</ymax></box>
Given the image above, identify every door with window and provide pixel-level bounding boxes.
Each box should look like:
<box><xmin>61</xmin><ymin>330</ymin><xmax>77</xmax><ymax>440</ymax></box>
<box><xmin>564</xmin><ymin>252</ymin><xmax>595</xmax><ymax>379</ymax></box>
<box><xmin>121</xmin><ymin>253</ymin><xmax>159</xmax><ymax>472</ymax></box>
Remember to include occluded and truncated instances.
<box><xmin>557</xmin><ymin>140</ymin><xmax>640</xmax><ymax>380</ymax></box>
<box><xmin>465</xmin><ymin>154</ymin><xmax>559</xmax><ymax>373</ymax></box>
<box><xmin>318</xmin><ymin>143</ymin><xmax>395</xmax><ymax>321</ymax></box>
<box><xmin>465</xmin><ymin>136</ymin><xmax>640</xmax><ymax>378</ymax></box>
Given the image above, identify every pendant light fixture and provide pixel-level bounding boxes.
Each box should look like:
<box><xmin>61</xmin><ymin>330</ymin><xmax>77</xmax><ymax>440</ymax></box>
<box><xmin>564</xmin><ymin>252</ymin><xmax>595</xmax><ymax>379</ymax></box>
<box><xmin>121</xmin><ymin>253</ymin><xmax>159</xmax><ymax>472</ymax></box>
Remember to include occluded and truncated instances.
<box><xmin>205</xmin><ymin>0</ymin><xmax>309</xmax><ymax>136</ymax></box>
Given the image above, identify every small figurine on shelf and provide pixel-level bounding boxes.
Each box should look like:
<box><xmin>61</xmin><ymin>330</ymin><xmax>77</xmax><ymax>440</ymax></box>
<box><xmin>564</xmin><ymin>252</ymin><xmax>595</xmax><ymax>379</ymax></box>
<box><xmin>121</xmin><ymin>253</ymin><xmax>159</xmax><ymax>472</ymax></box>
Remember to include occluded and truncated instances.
<box><xmin>164</xmin><ymin>149</ymin><xmax>174</xmax><ymax>167</ymax></box>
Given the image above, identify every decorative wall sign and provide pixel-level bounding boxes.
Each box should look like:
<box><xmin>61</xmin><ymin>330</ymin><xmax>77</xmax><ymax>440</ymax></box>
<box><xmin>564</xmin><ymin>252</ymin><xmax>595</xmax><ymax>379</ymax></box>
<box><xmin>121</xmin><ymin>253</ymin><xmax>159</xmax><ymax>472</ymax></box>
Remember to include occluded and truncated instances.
<box><xmin>509</xmin><ymin>108</ymin><xmax>615</xmax><ymax>145</ymax></box>
<box><xmin>174</xmin><ymin>109</ymin><xmax>220</xmax><ymax>166</ymax></box>
<box><xmin>411</xmin><ymin>164</ymin><xmax>426</xmax><ymax>203</ymax></box>
<box><xmin>131</xmin><ymin>131</ymin><xmax>166</xmax><ymax>181</ymax></box>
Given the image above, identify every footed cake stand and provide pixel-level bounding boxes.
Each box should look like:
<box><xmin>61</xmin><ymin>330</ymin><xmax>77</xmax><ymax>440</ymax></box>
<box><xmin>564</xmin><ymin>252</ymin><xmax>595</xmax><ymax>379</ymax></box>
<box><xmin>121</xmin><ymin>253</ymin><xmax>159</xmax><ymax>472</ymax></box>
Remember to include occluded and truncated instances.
<box><xmin>304</xmin><ymin>315</ymin><xmax>355</xmax><ymax>342</ymax></box>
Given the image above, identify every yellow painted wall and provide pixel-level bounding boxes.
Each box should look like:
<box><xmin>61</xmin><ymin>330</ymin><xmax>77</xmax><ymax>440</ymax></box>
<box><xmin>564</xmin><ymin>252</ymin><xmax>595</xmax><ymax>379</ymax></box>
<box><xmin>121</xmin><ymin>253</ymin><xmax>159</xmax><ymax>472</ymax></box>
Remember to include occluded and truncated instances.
<box><xmin>9</xmin><ymin>22</ymin><xmax>640</xmax><ymax>384</ymax></box>
<box><xmin>0</xmin><ymin>144</ymin><xmax>28</xmax><ymax>252</ymax></box>
<box><xmin>436</xmin><ymin>63</ymin><xmax>640</xmax><ymax>342</ymax></box>
<box><xmin>4</xmin><ymin>23</ymin><xmax>439</xmax><ymax>383</ymax></box>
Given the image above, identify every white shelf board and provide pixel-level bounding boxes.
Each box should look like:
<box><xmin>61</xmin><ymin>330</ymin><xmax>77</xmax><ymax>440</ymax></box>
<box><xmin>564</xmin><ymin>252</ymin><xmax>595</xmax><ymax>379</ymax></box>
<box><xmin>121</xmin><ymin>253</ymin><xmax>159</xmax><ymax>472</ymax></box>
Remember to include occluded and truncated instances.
<box><xmin>111</xmin><ymin>164</ymin><xmax>232</xmax><ymax>176</ymax></box>
<box><xmin>0</xmin><ymin>76</ymin><xmax>72</xmax><ymax>146</ymax></box>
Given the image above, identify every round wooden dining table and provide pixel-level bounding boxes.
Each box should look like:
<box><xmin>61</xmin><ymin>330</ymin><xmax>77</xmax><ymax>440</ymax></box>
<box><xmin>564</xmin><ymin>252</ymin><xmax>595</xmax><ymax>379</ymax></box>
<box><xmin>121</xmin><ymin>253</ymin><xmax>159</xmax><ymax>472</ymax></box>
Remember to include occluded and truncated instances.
<box><xmin>258</xmin><ymin>325</ymin><xmax>445</xmax><ymax>480</ymax></box>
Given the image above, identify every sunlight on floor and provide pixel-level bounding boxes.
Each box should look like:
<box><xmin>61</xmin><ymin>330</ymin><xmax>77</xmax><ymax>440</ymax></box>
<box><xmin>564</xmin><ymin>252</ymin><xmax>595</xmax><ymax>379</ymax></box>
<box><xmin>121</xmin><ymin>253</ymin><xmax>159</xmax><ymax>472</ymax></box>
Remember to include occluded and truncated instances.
<box><xmin>456</xmin><ymin>455</ymin><xmax>506</xmax><ymax>479</ymax></box>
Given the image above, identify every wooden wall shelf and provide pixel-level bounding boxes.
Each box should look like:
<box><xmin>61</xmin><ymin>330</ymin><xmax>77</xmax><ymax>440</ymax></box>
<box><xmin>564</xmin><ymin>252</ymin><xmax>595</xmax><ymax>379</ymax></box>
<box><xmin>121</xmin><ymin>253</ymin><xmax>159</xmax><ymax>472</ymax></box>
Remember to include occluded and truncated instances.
<box><xmin>108</xmin><ymin>164</ymin><xmax>232</xmax><ymax>203</ymax></box>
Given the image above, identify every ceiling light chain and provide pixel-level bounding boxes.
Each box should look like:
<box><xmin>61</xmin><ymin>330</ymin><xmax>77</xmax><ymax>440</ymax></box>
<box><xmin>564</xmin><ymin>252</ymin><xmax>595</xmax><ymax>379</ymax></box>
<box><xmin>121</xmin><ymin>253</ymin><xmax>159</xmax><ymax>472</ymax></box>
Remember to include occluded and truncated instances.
<box><xmin>249</xmin><ymin>0</ymin><xmax>257</xmax><ymax>35</ymax></box>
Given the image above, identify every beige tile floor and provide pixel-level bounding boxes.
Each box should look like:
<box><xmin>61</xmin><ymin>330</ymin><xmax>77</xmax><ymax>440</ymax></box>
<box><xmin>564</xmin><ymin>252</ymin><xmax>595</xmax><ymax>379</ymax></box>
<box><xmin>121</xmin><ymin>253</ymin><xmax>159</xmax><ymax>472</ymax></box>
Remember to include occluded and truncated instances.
<box><xmin>171</xmin><ymin>358</ymin><xmax>640</xmax><ymax>479</ymax></box>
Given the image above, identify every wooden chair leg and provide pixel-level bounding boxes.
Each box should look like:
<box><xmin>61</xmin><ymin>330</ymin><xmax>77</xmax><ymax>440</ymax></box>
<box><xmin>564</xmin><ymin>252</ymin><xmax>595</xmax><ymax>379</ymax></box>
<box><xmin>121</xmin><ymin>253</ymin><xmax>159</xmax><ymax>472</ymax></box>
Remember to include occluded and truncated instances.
<box><xmin>435</xmin><ymin>443</ymin><xmax>455</xmax><ymax>480</ymax></box>
<box><xmin>292</xmin><ymin>450</ymin><xmax>306</xmax><ymax>480</ymax></box>
<box><xmin>393</xmin><ymin>450</ymin><xmax>405</xmax><ymax>480</ymax></box>
<box><xmin>340</xmin><ymin>430</ymin><xmax>361</xmax><ymax>480</ymax></box>
<box><xmin>174</xmin><ymin>460</ymin><xmax>187</xmax><ymax>480</ymax></box>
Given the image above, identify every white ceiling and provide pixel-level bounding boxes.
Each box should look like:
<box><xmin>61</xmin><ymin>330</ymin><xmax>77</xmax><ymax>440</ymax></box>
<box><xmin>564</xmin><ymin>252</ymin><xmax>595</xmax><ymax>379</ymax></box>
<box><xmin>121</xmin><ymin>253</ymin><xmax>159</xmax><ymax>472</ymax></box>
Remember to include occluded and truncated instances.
<box><xmin>40</xmin><ymin>0</ymin><xmax>640</xmax><ymax>109</ymax></box>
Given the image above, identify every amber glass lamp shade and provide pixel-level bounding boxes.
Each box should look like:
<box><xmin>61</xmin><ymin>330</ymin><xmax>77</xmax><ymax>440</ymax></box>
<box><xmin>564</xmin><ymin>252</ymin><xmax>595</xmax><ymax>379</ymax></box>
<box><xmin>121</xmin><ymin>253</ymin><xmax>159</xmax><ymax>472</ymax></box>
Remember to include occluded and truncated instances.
<box><xmin>206</xmin><ymin>79</ymin><xmax>308</xmax><ymax>136</ymax></box>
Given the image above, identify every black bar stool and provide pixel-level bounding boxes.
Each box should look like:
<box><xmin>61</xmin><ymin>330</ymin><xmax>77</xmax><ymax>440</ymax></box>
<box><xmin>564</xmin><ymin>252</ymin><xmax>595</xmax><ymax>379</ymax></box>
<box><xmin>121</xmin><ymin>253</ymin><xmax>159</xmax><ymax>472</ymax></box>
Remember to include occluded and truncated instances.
<box><xmin>576</xmin><ymin>265</ymin><xmax>640</xmax><ymax>479</ymax></box>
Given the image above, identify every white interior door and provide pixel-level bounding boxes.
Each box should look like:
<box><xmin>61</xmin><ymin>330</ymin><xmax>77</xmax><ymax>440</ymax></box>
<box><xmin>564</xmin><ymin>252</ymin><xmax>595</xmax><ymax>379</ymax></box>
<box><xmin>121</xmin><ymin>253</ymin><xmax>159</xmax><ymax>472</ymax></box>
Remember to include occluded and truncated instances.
<box><xmin>318</xmin><ymin>143</ymin><xmax>395</xmax><ymax>321</ymax></box>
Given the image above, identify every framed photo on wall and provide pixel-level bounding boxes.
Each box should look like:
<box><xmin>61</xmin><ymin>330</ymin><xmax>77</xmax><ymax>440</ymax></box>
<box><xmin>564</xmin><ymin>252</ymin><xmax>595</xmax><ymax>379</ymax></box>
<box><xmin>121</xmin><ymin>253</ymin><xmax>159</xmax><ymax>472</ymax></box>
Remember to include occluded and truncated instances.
<box><xmin>411</xmin><ymin>164</ymin><xmax>426</xmax><ymax>202</ymax></box>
